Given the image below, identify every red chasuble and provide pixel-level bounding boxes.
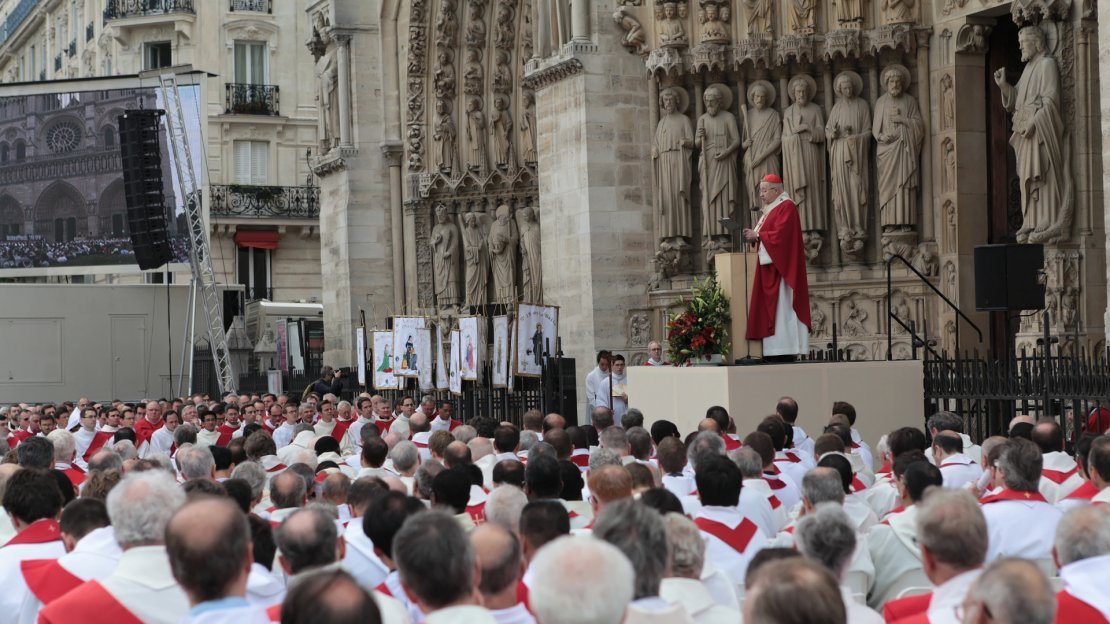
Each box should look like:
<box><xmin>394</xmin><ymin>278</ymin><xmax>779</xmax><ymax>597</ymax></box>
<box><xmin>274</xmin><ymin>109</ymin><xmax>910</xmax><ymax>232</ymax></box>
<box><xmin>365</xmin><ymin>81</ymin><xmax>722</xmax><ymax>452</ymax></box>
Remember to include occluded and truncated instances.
<box><xmin>215</xmin><ymin>423</ymin><xmax>241</xmax><ymax>447</ymax></box>
<box><xmin>21</xmin><ymin>559</ymin><xmax>83</xmax><ymax>605</ymax></box>
<box><xmin>747</xmin><ymin>197</ymin><xmax>811</xmax><ymax>340</ymax></box>
<box><xmin>82</xmin><ymin>432</ymin><xmax>114</xmax><ymax>463</ymax></box>
<box><xmin>1055</xmin><ymin>590</ymin><xmax>1110</xmax><ymax>624</ymax></box>
<box><xmin>132</xmin><ymin>419</ymin><xmax>158</xmax><ymax>447</ymax></box>
<box><xmin>37</xmin><ymin>581</ymin><xmax>144</xmax><ymax>624</ymax></box>
<box><xmin>332</xmin><ymin>418</ymin><xmax>354</xmax><ymax>444</ymax></box>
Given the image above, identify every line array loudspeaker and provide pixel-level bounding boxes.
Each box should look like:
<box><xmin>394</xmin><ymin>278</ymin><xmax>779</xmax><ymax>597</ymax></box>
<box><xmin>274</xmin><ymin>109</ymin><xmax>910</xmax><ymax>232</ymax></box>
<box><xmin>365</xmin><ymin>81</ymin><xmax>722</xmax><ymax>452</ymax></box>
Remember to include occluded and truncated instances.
<box><xmin>118</xmin><ymin>109</ymin><xmax>173</xmax><ymax>270</ymax></box>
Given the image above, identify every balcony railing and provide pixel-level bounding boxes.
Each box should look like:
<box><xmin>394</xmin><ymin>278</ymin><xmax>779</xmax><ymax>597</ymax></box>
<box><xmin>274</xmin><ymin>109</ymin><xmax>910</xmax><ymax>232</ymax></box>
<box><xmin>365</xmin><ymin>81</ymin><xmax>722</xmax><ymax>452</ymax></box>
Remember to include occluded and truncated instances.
<box><xmin>230</xmin><ymin>0</ymin><xmax>271</xmax><ymax>12</ymax></box>
<box><xmin>224</xmin><ymin>83</ymin><xmax>280</xmax><ymax>116</ymax></box>
<box><xmin>103</xmin><ymin>0</ymin><xmax>195</xmax><ymax>21</ymax></box>
<box><xmin>67</xmin><ymin>39</ymin><xmax>76</xmax><ymax>57</ymax></box>
<box><xmin>86</xmin><ymin>23</ymin><xmax>94</xmax><ymax>42</ymax></box>
<box><xmin>209</xmin><ymin>185</ymin><xmax>319</xmax><ymax>219</ymax></box>
<box><xmin>0</xmin><ymin>0</ymin><xmax>38</xmax><ymax>48</ymax></box>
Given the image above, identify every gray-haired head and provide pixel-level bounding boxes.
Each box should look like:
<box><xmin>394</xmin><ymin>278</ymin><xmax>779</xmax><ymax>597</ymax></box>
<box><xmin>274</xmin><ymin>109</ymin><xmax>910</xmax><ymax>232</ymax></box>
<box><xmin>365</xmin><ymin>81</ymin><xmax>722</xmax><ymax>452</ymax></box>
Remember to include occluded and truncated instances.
<box><xmin>47</xmin><ymin>430</ymin><xmax>75</xmax><ymax>463</ymax></box>
<box><xmin>230</xmin><ymin>461</ymin><xmax>266</xmax><ymax>502</ymax></box>
<box><xmin>663</xmin><ymin>512</ymin><xmax>705</xmax><ymax>579</ymax></box>
<box><xmin>926</xmin><ymin>411</ymin><xmax>964</xmax><ymax>435</ymax></box>
<box><xmin>589</xmin><ymin>447</ymin><xmax>622</xmax><ymax>472</ymax></box>
<box><xmin>600</xmin><ymin>427</ymin><xmax>630</xmax><ymax>456</ymax></box>
<box><xmin>414</xmin><ymin>460</ymin><xmax>444</xmax><ymax>499</ymax></box>
<box><xmin>275</xmin><ymin>506</ymin><xmax>339</xmax><ymax>575</ymax></box>
<box><xmin>113</xmin><ymin>439</ymin><xmax>138</xmax><ymax>461</ymax></box>
<box><xmin>173</xmin><ymin>423</ymin><xmax>198</xmax><ymax>447</ymax></box>
<box><xmin>393</xmin><ymin>510</ymin><xmax>475</xmax><ymax>609</ymax></box>
<box><xmin>1054</xmin><ymin>505</ymin><xmax>1110</xmax><ymax>567</ymax></box>
<box><xmin>177</xmin><ymin>444</ymin><xmax>216</xmax><ymax>481</ymax></box>
<box><xmin>529</xmin><ymin>536</ymin><xmax>635</xmax><ymax>624</ymax></box>
<box><xmin>592</xmin><ymin>499</ymin><xmax>668</xmax><ymax>600</ymax></box>
<box><xmin>687</xmin><ymin>431</ymin><xmax>725</xmax><ymax>470</ymax></box>
<box><xmin>453</xmin><ymin>425</ymin><xmax>477</xmax><ymax>444</ymax></box>
<box><xmin>389</xmin><ymin>440</ymin><xmax>420</xmax><ymax>474</ymax></box>
<box><xmin>485</xmin><ymin>484</ymin><xmax>528</xmax><ymax>533</ymax></box>
<box><xmin>795</xmin><ymin>502</ymin><xmax>857</xmax><ymax>579</ymax></box>
<box><xmin>997</xmin><ymin>438</ymin><xmax>1043</xmax><ymax>492</ymax></box>
<box><xmin>729</xmin><ymin>447</ymin><xmax>764</xmax><ymax>480</ymax></box>
<box><xmin>964</xmin><ymin>558</ymin><xmax>1055</xmax><ymax>624</ymax></box>
<box><xmin>915</xmin><ymin>487</ymin><xmax>987</xmax><ymax>570</ymax></box>
<box><xmin>519</xmin><ymin>431</ymin><xmax>540</xmax><ymax>453</ymax></box>
<box><xmin>802</xmin><ymin>467</ymin><xmax>846</xmax><ymax>507</ymax></box>
<box><xmin>108</xmin><ymin>470</ymin><xmax>187</xmax><ymax>548</ymax></box>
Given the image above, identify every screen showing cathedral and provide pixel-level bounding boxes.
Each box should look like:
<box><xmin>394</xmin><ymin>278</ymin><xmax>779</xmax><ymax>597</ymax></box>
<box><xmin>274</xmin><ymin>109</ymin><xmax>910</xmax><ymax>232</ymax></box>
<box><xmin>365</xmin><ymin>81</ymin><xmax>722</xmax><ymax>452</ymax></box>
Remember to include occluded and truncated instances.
<box><xmin>0</xmin><ymin>75</ymin><xmax>204</xmax><ymax>275</ymax></box>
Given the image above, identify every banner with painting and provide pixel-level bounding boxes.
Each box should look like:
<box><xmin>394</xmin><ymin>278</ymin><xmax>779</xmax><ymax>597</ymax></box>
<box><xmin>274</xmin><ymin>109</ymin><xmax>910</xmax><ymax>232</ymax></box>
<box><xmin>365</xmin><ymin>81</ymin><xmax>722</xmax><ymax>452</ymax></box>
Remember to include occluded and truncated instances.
<box><xmin>458</xmin><ymin>317</ymin><xmax>482</xmax><ymax>381</ymax></box>
<box><xmin>491</xmin><ymin>316</ymin><xmax>509</xmax><ymax>387</ymax></box>
<box><xmin>372</xmin><ymin>330</ymin><xmax>398</xmax><ymax>389</ymax></box>
<box><xmin>449</xmin><ymin>330</ymin><xmax>463</xmax><ymax>394</ymax></box>
<box><xmin>515</xmin><ymin>304</ymin><xmax>558</xmax><ymax>377</ymax></box>
<box><xmin>391</xmin><ymin>317</ymin><xmax>426</xmax><ymax>377</ymax></box>
<box><xmin>416</xmin><ymin>328</ymin><xmax>433</xmax><ymax>391</ymax></box>
<box><xmin>435</xmin><ymin>326</ymin><xmax>449</xmax><ymax>390</ymax></box>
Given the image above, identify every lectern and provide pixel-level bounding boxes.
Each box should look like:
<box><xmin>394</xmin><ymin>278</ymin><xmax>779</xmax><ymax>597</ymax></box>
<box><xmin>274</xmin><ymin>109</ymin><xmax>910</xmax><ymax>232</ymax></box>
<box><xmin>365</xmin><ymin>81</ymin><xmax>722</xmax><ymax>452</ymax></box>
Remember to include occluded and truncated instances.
<box><xmin>714</xmin><ymin>250</ymin><xmax>763</xmax><ymax>362</ymax></box>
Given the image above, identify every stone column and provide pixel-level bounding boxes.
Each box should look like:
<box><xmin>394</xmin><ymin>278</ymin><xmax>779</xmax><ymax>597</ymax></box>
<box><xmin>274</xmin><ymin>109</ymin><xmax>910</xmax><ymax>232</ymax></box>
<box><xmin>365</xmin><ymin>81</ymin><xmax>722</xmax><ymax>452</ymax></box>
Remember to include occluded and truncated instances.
<box><xmin>571</xmin><ymin>0</ymin><xmax>589</xmax><ymax>42</ymax></box>
<box><xmin>337</xmin><ymin>35</ymin><xmax>353</xmax><ymax>148</ymax></box>
<box><xmin>916</xmin><ymin>31</ymin><xmax>934</xmax><ymax>243</ymax></box>
<box><xmin>383</xmin><ymin>142</ymin><xmax>406</xmax><ymax>308</ymax></box>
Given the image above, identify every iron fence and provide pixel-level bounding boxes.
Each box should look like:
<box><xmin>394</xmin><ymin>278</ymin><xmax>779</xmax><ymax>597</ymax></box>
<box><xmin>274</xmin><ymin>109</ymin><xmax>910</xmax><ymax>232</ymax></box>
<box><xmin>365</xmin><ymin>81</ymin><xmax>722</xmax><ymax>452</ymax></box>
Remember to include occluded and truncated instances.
<box><xmin>224</xmin><ymin>83</ymin><xmax>280</xmax><ymax>116</ymax></box>
<box><xmin>230</xmin><ymin>0</ymin><xmax>271</xmax><ymax>12</ymax></box>
<box><xmin>209</xmin><ymin>184</ymin><xmax>319</xmax><ymax>219</ymax></box>
<box><xmin>103</xmin><ymin>0</ymin><xmax>195</xmax><ymax>21</ymax></box>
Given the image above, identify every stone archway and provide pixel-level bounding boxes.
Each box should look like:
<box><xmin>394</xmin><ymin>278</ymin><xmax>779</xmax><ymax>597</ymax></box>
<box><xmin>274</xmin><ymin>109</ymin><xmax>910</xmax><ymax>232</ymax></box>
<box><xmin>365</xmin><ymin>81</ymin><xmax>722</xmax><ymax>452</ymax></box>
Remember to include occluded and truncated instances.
<box><xmin>33</xmin><ymin>180</ymin><xmax>87</xmax><ymax>243</ymax></box>
<box><xmin>0</xmin><ymin>195</ymin><xmax>22</xmax><ymax>239</ymax></box>
<box><xmin>98</xmin><ymin>178</ymin><xmax>128</xmax><ymax>237</ymax></box>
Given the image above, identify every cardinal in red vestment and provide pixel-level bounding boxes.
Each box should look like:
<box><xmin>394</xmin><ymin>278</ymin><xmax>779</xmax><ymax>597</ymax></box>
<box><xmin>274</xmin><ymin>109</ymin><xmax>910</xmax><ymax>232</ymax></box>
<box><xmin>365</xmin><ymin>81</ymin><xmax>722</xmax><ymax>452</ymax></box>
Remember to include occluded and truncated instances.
<box><xmin>742</xmin><ymin>174</ymin><xmax>811</xmax><ymax>358</ymax></box>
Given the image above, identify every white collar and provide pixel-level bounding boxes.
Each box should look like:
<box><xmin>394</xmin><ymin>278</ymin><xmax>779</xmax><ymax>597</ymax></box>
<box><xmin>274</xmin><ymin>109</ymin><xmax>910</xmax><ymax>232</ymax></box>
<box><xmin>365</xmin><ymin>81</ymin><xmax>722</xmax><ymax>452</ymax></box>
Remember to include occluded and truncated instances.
<box><xmin>928</xmin><ymin>568</ymin><xmax>981</xmax><ymax>614</ymax></box>
<box><xmin>113</xmin><ymin>545</ymin><xmax>178</xmax><ymax>590</ymax></box>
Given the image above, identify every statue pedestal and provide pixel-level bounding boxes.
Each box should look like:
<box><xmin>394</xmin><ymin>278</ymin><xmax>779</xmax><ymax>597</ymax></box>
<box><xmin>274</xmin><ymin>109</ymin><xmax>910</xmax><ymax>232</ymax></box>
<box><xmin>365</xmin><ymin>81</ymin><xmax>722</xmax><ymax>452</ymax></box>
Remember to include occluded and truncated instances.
<box><xmin>714</xmin><ymin>251</ymin><xmax>762</xmax><ymax>362</ymax></box>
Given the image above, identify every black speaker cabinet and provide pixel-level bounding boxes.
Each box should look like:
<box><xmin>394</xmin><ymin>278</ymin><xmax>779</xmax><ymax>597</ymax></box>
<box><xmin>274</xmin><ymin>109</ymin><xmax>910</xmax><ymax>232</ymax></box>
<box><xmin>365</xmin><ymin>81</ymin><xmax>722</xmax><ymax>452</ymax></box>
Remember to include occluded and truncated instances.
<box><xmin>118</xmin><ymin>109</ymin><xmax>174</xmax><ymax>270</ymax></box>
<box><xmin>973</xmin><ymin>244</ymin><xmax>1045</xmax><ymax>311</ymax></box>
<box><xmin>543</xmin><ymin>357</ymin><xmax>578</xmax><ymax>427</ymax></box>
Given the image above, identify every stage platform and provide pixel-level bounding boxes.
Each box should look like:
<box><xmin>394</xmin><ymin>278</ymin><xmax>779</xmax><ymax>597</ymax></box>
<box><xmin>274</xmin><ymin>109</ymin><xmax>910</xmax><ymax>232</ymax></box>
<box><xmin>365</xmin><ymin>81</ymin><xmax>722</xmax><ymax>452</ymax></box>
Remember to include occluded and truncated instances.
<box><xmin>627</xmin><ymin>360</ymin><xmax>923</xmax><ymax>451</ymax></box>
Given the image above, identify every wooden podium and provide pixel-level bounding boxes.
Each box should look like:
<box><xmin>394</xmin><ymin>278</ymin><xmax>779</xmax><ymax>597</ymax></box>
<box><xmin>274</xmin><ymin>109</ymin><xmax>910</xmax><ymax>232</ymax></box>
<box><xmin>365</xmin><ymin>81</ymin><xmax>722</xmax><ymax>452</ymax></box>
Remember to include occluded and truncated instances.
<box><xmin>715</xmin><ymin>251</ymin><xmax>762</xmax><ymax>361</ymax></box>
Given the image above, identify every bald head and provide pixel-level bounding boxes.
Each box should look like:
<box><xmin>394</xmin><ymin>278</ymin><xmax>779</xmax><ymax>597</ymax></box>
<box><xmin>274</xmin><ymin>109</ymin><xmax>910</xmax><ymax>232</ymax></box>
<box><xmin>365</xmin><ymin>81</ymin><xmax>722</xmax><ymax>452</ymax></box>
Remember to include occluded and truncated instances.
<box><xmin>544</xmin><ymin>413</ymin><xmax>566</xmax><ymax>431</ymax></box>
<box><xmin>443</xmin><ymin>441</ymin><xmax>472</xmax><ymax>470</ymax></box>
<box><xmin>166</xmin><ymin>498</ymin><xmax>251</xmax><ymax>604</ymax></box>
<box><xmin>697</xmin><ymin>418</ymin><xmax>720</xmax><ymax>433</ymax></box>
<box><xmin>588</xmin><ymin>465</ymin><xmax>633</xmax><ymax>508</ymax></box>
<box><xmin>470</xmin><ymin>522</ymin><xmax>523</xmax><ymax>597</ymax></box>
<box><xmin>270</xmin><ymin>470</ymin><xmax>307</xmax><ymax>509</ymax></box>
<box><xmin>409</xmin><ymin>412</ymin><xmax>429</xmax><ymax>433</ymax></box>
<box><xmin>276</xmin><ymin>507</ymin><xmax>341</xmax><ymax>575</ymax></box>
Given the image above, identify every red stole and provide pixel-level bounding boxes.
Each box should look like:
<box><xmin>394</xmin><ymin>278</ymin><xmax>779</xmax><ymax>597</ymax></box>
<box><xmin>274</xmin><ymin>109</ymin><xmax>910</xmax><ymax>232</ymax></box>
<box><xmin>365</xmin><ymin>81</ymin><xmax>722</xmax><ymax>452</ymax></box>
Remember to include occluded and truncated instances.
<box><xmin>38</xmin><ymin>581</ymin><xmax>144</xmax><ymax>624</ymax></box>
<box><xmin>849</xmin><ymin>476</ymin><xmax>867</xmax><ymax>493</ymax></box>
<box><xmin>265</xmin><ymin>462</ymin><xmax>287</xmax><ymax>474</ymax></box>
<box><xmin>63</xmin><ymin>466</ymin><xmax>86</xmax><ymax>488</ymax></box>
<box><xmin>9</xmin><ymin>430</ymin><xmax>32</xmax><ymax>446</ymax></box>
<box><xmin>266</xmin><ymin>604</ymin><xmax>282</xmax><ymax>622</ymax></box>
<box><xmin>694</xmin><ymin>516</ymin><xmax>759</xmax><ymax>553</ymax></box>
<box><xmin>1042</xmin><ymin>466</ymin><xmax>1078</xmax><ymax>484</ymax></box>
<box><xmin>82</xmin><ymin>431</ymin><xmax>114</xmax><ymax>462</ymax></box>
<box><xmin>132</xmin><ymin>419</ymin><xmax>158</xmax><ymax>447</ymax></box>
<box><xmin>570</xmin><ymin>453</ymin><xmax>590</xmax><ymax>468</ymax></box>
<box><xmin>980</xmin><ymin>488</ymin><xmax>1048</xmax><ymax>504</ymax></box>
<box><xmin>882</xmin><ymin>592</ymin><xmax>932</xmax><ymax>623</ymax></box>
<box><xmin>332</xmin><ymin>418</ymin><xmax>354</xmax><ymax>443</ymax></box>
<box><xmin>374</xmin><ymin>420</ymin><xmax>394</xmax><ymax>435</ymax></box>
<box><xmin>876</xmin><ymin>460</ymin><xmax>893</xmax><ymax>477</ymax></box>
<box><xmin>1055</xmin><ymin>590</ymin><xmax>1110</xmax><ymax>624</ymax></box>
<box><xmin>779</xmin><ymin>452</ymin><xmax>802</xmax><ymax>464</ymax></box>
<box><xmin>466</xmin><ymin>502</ymin><xmax>487</xmax><ymax>523</ymax></box>
<box><xmin>722</xmin><ymin>435</ymin><xmax>741</xmax><ymax>451</ymax></box>
<box><xmin>215</xmin><ymin>423</ymin><xmax>240</xmax><ymax>447</ymax></box>
<box><xmin>21</xmin><ymin>559</ymin><xmax>84</xmax><ymax>605</ymax></box>
<box><xmin>768</xmin><ymin>495</ymin><xmax>782</xmax><ymax>510</ymax></box>
<box><xmin>746</xmin><ymin>196</ymin><xmax>811</xmax><ymax>339</ymax></box>
<box><xmin>762</xmin><ymin>474</ymin><xmax>787</xmax><ymax>491</ymax></box>
<box><xmin>5</xmin><ymin>519</ymin><xmax>61</xmax><ymax>547</ymax></box>
<box><xmin>1064</xmin><ymin>480</ymin><xmax>1100</xmax><ymax>501</ymax></box>
<box><xmin>376</xmin><ymin>582</ymin><xmax>392</xmax><ymax>597</ymax></box>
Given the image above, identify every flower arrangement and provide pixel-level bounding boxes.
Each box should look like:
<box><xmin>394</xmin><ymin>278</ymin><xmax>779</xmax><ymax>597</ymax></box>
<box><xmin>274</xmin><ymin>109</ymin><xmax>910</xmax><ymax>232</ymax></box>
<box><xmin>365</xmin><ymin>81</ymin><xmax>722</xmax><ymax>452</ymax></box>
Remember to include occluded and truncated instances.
<box><xmin>666</xmin><ymin>273</ymin><xmax>731</xmax><ymax>365</ymax></box>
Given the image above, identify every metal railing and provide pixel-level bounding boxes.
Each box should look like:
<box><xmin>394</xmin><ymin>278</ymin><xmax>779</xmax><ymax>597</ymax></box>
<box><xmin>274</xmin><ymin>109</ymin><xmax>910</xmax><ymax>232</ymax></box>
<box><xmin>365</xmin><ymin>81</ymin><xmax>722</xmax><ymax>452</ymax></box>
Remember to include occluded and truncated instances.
<box><xmin>209</xmin><ymin>184</ymin><xmax>320</xmax><ymax>219</ymax></box>
<box><xmin>0</xmin><ymin>0</ymin><xmax>37</xmax><ymax>48</ymax></box>
<box><xmin>224</xmin><ymin>83</ymin><xmax>280</xmax><ymax>116</ymax></box>
<box><xmin>230</xmin><ymin>0</ymin><xmax>272</xmax><ymax>12</ymax></box>
<box><xmin>886</xmin><ymin>253</ymin><xmax>982</xmax><ymax>360</ymax></box>
<box><xmin>103</xmin><ymin>0</ymin><xmax>195</xmax><ymax>21</ymax></box>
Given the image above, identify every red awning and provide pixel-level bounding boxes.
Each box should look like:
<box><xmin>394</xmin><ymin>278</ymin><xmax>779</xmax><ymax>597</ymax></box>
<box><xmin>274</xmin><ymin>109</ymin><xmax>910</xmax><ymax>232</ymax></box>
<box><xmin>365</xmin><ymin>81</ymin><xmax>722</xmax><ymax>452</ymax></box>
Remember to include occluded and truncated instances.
<box><xmin>234</xmin><ymin>230</ymin><xmax>279</xmax><ymax>249</ymax></box>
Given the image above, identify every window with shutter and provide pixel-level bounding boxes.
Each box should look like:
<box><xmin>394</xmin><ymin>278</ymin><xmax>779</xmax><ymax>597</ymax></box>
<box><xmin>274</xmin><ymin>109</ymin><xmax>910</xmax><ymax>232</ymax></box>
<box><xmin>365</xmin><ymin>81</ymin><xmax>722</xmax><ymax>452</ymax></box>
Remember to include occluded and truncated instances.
<box><xmin>233</xmin><ymin>140</ymin><xmax>269</xmax><ymax>185</ymax></box>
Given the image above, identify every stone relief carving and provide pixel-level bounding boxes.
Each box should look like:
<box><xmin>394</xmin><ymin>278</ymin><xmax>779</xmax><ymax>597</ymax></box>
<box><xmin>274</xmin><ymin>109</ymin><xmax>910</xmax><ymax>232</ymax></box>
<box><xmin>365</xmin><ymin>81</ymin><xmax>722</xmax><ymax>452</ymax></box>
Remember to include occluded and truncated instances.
<box><xmin>834</xmin><ymin>0</ymin><xmax>866</xmax><ymax>28</ymax></box>
<box><xmin>628</xmin><ymin>312</ymin><xmax>650</xmax><ymax>346</ymax></box>
<box><xmin>880</xmin><ymin>0</ymin><xmax>915</xmax><ymax>24</ymax></box>
<box><xmin>521</xmin><ymin>91</ymin><xmax>538</xmax><ymax>164</ymax></box>
<box><xmin>697</xmin><ymin>84</ymin><xmax>740</xmax><ymax>260</ymax></box>
<box><xmin>955</xmin><ymin>24</ymin><xmax>990</xmax><ymax>54</ymax></box>
<box><xmin>874</xmin><ymin>64</ymin><xmax>923</xmax><ymax>239</ymax></box>
<box><xmin>461</xmin><ymin>211</ymin><xmax>489</xmax><ymax>307</ymax></box>
<box><xmin>826</xmin><ymin>70</ymin><xmax>871</xmax><ymax>262</ymax></box>
<box><xmin>742</xmin><ymin>0</ymin><xmax>773</xmax><ymax>37</ymax></box>
<box><xmin>940</xmin><ymin>136</ymin><xmax>955</xmax><ymax>194</ymax></box>
<box><xmin>810</xmin><ymin>302</ymin><xmax>828</xmax><ymax>338</ymax></box>
<box><xmin>742</xmin><ymin>81</ymin><xmax>781</xmax><ymax>214</ymax></box>
<box><xmin>466</xmin><ymin>96</ymin><xmax>488</xmax><ymax>171</ymax></box>
<box><xmin>842</xmin><ymin>299</ymin><xmax>869</xmax><ymax>336</ymax></box>
<box><xmin>994</xmin><ymin>25</ymin><xmax>1072</xmax><ymax>244</ymax></box>
<box><xmin>518</xmin><ymin>207</ymin><xmax>543</xmax><ymax>303</ymax></box>
<box><xmin>824</xmin><ymin>28</ymin><xmax>861</xmax><ymax>61</ymax></box>
<box><xmin>438</xmin><ymin>0</ymin><xmax>460</xmax><ymax>41</ymax></box>
<box><xmin>939</xmin><ymin>0</ymin><xmax>967</xmax><ymax>16</ymax></box>
<box><xmin>938</xmin><ymin>73</ymin><xmax>954</xmax><ymax>131</ymax></box>
<box><xmin>316</xmin><ymin>38</ymin><xmax>340</xmax><ymax>152</ymax></box>
<box><xmin>494</xmin><ymin>2</ymin><xmax>515</xmax><ymax>48</ymax></box>
<box><xmin>466</xmin><ymin>1</ymin><xmax>487</xmax><ymax>46</ymax></box>
<box><xmin>942</xmin><ymin>200</ymin><xmax>957</xmax><ymax>254</ymax></box>
<box><xmin>463</xmin><ymin>48</ymin><xmax>484</xmax><ymax>95</ymax></box>
<box><xmin>492</xmin><ymin>49</ymin><xmax>514</xmax><ymax>92</ymax></box>
<box><xmin>433</xmin><ymin>99</ymin><xmax>459</xmax><ymax>174</ymax></box>
<box><xmin>891</xmin><ymin>294</ymin><xmax>912</xmax><ymax>333</ymax></box>
<box><xmin>431</xmin><ymin>204</ymin><xmax>462</xmax><ymax>309</ymax></box>
<box><xmin>657</xmin><ymin>2</ymin><xmax>688</xmax><ymax>48</ymax></box>
<box><xmin>912</xmin><ymin>243</ymin><xmax>938</xmax><ymax>276</ymax></box>
<box><xmin>782</xmin><ymin>74</ymin><xmax>827</xmax><ymax>261</ymax></box>
<box><xmin>654</xmin><ymin>87</ymin><xmax>695</xmax><ymax>245</ymax></box>
<box><xmin>614</xmin><ymin>8</ymin><xmax>649</xmax><ymax>55</ymax></box>
<box><xmin>488</xmin><ymin>204</ymin><xmax>520</xmax><ymax>303</ymax></box>
<box><xmin>433</xmin><ymin>49</ymin><xmax>456</xmax><ymax>99</ymax></box>
<box><xmin>699</xmin><ymin>1</ymin><xmax>730</xmax><ymax>44</ymax></box>
<box><xmin>788</xmin><ymin>0</ymin><xmax>817</xmax><ymax>34</ymax></box>
<box><xmin>491</xmin><ymin>95</ymin><xmax>515</xmax><ymax>169</ymax></box>
<box><xmin>1011</xmin><ymin>0</ymin><xmax>1071</xmax><ymax>24</ymax></box>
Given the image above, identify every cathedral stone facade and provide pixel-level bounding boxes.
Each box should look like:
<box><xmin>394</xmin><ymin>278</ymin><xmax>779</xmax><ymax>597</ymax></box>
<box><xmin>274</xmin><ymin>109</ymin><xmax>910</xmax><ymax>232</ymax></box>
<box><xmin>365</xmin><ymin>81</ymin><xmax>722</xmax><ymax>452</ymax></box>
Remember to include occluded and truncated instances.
<box><xmin>307</xmin><ymin>0</ymin><xmax>1106</xmax><ymax>374</ymax></box>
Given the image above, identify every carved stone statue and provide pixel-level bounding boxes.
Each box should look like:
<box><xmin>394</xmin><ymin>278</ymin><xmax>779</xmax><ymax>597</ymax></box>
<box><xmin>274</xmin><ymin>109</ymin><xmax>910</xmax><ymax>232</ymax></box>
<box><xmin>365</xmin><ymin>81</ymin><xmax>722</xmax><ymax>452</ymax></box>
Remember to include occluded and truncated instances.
<box><xmin>466</xmin><ymin>3</ymin><xmax>487</xmax><ymax>46</ymax></box>
<box><xmin>696</xmin><ymin>85</ymin><xmax>740</xmax><ymax>252</ymax></box>
<box><xmin>835</xmin><ymin>0</ymin><xmax>865</xmax><ymax>27</ymax></box>
<box><xmin>782</xmin><ymin>74</ymin><xmax>827</xmax><ymax>257</ymax></box>
<box><xmin>488</xmin><ymin>204</ymin><xmax>519</xmax><ymax>303</ymax></box>
<box><xmin>433</xmin><ymin>49</ymin><xmax>456</xmax><ymax>99</ymax></box>
<box><xmin>742</xmin><ymin>81</ymin><xmax>781</xmax><ymax>213</ymax></box>
<box><xmin>461</xmin><ymin>211</ymin><xmax>488</xmax><ymax>307</ymax></box>
<box><xmin>658</xmin><ymin>2</ymin><xmax>688</xmax><ymax>48</ymax></box>
<box><xmin>994</xmin><ymin>26</ymin><xmax>1071</xmax><ymax>244</ymax></box>
<box><xmin>463</xmin><ymin>48</ymin><xmax>484</xmax><ymax>95</ymax></box>
<box><xmin>431</xmin><ymin>204</ymin><xmax>462</xmax><ymax>309</ymax></box>
<box><xmin>518</xmin><ymin>207</ymin><xmax>543</xmax><ymax>303</ymax></box>
<box><xmin>521</xmin><ymin>91</ymin><xmax>538</xmax><ymax>164</ymax></box>
<box><xmin>873</xmin><ymin>64</ymin><xmax>924</xmax><ymax>232</ymax></box>
<box><xmin>788</xmin><ymin>0</ymin><xmax>817</xmax><ymax>34</ymax></box>
<box><xmin>492</xmin><ymin>50</ymin><xmax>513</xmax><ymax>92</ymax></box>
<box><xmin>743</xmin><ymin>0</ymin><xmax>773</xmax><ymax>36</ymax></box>
<box><xmin>465</xmin><ymin>96</ymin><xmax>488</xmax><ymax>171</ymax></box>
<box><xmin>614</xmin><ymin>8</ymin><xmax>648</xmax><ymax>55</ymax></box>
<box><xmin>881</xmin><ymin>0</ymin><xmax>915</xmax><ymax>24</ymax></box>
<box><xmin>433</xmin><ymin>99</ymin><xmax>459</xmax><ymax>174</ymax></box>
<box><xmin>652</xmin><ymin>87</ymin><xmax>695</xmax><ymax>243</ymax></box>
<box><xmin>939</xmin><ymin>72</ymin><xmax>954</xmax><ymax>131</ymax></box>
<box><xmin>842</xmin><ymin>299</ymin><xmax>868</xmax><ymax>336</ymax></box>
<box><xmin>826</xmin><ymin>71</ymin><xmax>871</xmax><ymax>261</ymax></box>
<box><xmin>494</xmin><ymin>3</ymin><xmax>515</xmax><ymax>47</ymax></box>
<box><xmin>699</xmin><ymin>2</ymin><xmax>729</xmax><ymax>44</ymax></box>
<box><xmin>315</xmin><ymin>42</ymin><xmax>340</xmax><ymax>151</ymax></box>
<box><xmin>436</xmin><ymin>0</ymin><xmax>458</xmax><ymax>41</ymax></box>
<box><xmin>490</xmin><ymin>95</ymin><xmax>515</xmax><ymax>169</ymax></box>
